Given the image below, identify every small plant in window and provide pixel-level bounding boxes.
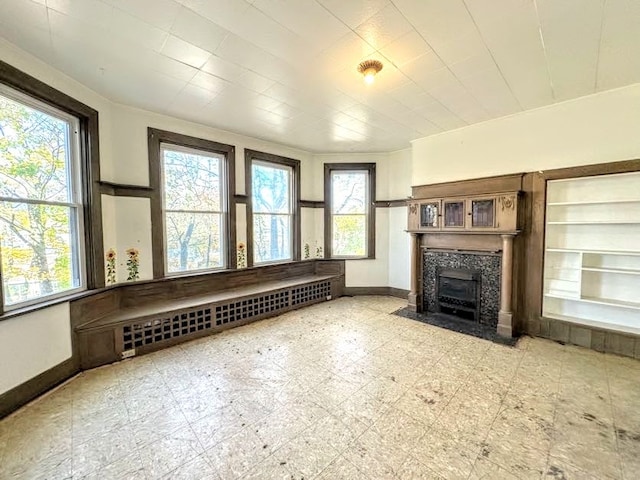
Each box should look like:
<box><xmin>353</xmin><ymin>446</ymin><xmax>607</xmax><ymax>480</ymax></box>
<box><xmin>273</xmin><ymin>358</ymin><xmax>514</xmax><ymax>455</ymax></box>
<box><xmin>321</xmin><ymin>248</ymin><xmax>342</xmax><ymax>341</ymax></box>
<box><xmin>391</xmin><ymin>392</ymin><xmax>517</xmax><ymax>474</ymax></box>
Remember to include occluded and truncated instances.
<box><xmin>304</xmin><ymin>243</ymin><xmax>310</xmax><ymax>259</ymax></box>
<box><xmin>125</xmin><ymin>248</ymin><xmax>140</xmax><ymax>281</ymax></box>
<box><xmin>237</xmin><ymin>242</ymin><xmax>247</xmax><ymax>268</ymax></box>
<box><xmin>316</xmin><ymin>245</ymin><xmax>323</xmax><ymax>258</ymax></box>
<box><xmin>105</xmin><ymin>248</ymin><xmax>117</xmax><ymax>285</ymax></box>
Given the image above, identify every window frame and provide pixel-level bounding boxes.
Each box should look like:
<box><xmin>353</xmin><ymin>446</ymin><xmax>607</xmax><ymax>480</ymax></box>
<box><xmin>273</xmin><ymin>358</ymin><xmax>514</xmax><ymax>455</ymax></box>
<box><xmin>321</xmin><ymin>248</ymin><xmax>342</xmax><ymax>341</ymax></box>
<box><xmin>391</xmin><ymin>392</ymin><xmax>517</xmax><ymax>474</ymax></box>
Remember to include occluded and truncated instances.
<box><xmin>149</xmin><ymin>128</ymin><xmax>236</xmax><ymax>278</ymax></box>
<box><xmin>245</xmin><ymin>149</ymin><xmax>300</xmax><ymax>267</ymax></box>
<box><xmin>0</xmin><ymin>60</ymin><xmax>102</xmax><ymax>316</ymax></box>
<box><xmin>160</xmin><ymin>143</ymin><xmax>228</xmax><ymax>275</ymax></box>
<box><xmin>324</xmin><ymin>163</ymin><xmax>376</xmax><ymax>260</ymax></box>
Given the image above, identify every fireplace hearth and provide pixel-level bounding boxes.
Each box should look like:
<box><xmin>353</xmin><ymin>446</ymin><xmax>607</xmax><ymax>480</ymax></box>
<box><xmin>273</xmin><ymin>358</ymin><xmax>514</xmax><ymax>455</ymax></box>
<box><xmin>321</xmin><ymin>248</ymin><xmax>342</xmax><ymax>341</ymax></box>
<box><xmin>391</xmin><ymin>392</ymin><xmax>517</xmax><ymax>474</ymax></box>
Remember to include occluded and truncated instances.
<box><xmin>436</xmin><ymin>267</ymin><xmax>481</xmax><ymax>321</ymax></box>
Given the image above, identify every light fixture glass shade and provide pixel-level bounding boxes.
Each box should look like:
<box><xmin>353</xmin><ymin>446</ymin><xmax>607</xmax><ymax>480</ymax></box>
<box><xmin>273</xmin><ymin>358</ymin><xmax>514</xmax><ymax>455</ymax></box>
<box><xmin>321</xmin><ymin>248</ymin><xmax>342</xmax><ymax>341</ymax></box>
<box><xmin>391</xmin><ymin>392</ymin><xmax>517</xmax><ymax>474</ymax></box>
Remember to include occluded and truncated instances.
<box><xmin>364</xmin><ymin>68</ymin><xmax>376</xmax><ymax>84</ymax></box>
<box><xmin>357</xmin><ymin>60</ymin><xmax>383</xmax><ymax>85</ymax></box>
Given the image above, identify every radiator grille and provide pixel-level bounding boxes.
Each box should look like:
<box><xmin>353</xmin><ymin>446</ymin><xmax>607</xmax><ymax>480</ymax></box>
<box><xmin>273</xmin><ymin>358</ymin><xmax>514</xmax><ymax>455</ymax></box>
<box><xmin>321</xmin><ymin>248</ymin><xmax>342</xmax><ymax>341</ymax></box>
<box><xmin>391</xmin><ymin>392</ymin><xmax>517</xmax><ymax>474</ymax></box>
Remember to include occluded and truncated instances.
<box><xmin>120</xmin><ymin>280</ymin><xmax>332</xmax><ymax>353</ymax></box>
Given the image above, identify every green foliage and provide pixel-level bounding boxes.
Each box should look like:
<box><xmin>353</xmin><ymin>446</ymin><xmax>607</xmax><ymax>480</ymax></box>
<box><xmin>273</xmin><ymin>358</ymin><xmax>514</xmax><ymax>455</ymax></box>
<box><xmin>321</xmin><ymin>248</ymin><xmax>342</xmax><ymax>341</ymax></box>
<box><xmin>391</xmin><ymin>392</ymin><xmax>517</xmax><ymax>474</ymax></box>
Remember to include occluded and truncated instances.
<box><xmin>163</xmin><ymin>148</ymin><xmax>223</xmax><ymax>272</ymax></box>
<box><xmin>252</xmin><ymin>163</ymin><xmax>291</xmax><ymax>262</ymax></box>
<box><xmin>0</xmin><ymin>94</ymin><xmax>78</xmax><ymax>305</ymax></box>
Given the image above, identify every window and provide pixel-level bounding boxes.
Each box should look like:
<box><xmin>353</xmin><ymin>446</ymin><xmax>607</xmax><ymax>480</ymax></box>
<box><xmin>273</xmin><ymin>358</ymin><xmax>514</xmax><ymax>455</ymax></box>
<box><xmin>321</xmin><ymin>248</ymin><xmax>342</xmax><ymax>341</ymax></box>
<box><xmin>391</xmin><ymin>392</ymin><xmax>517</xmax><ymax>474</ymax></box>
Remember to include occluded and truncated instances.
<box><xmin>0</xmin><ymin>85</ymin><xmax>85</xmax><ymax>308</ymax></box>
<box><xmin>149</xmin><ymin>128</ymin><xmax>235</xmax><ymax>278</ymax></box>
<box><xmin>161</xmin><ymin>144</ymin><xmax>227</xmax><ymax>274</ymax></box>
<box><xmin>246</xmin><ymin>150</ymin><xmax>300</xmax><ymax>266</ymax></box>
<box><xmin>325</xmin><ymin>163</ymin><xmax>375</xmax><ymax>259</ymax></box>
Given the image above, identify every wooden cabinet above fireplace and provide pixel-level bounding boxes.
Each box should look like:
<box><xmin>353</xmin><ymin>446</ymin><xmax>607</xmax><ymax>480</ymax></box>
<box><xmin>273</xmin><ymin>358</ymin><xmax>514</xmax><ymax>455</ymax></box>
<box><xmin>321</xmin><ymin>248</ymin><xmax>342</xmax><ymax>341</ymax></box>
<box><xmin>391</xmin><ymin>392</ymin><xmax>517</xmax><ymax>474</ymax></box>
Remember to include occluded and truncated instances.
<box><xmin>407</xmin><ymin>191</ymin><xmax>522</xmax><ymax>233</ymax></box>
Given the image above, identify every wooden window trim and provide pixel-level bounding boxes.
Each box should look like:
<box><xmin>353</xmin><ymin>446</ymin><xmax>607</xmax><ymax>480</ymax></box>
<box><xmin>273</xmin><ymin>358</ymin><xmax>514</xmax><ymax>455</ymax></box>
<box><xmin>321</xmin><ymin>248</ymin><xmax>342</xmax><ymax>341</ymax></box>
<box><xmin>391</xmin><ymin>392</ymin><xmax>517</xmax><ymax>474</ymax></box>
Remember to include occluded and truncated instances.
<box><xmin>245</xmin><ymin>149</ymin><xmax>301</xmax><ymax>267</ymax></box>
<box><xmin>324</xmin><ymin>163</ymin><xmax>376</xmax><ymax>260</ymax></box>
<box><xmin>148</xmin><ymin>128</ymin><xmax>236</xmax><ymax>278</ymax></box>
<box><xmin>0</xmin><ymin>60</ymin><xmax>103</xmax><ymax>316</ymax></box>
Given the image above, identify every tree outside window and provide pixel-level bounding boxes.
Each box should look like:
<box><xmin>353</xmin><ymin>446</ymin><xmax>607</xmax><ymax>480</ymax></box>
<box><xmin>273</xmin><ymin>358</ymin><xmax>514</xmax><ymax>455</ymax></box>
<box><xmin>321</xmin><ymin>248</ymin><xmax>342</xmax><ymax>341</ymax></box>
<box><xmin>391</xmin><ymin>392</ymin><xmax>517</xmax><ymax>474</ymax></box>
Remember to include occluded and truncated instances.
<box><xmin>325</xmin><ymin>163</ymin><xmax>375</xmax><ymax>259</ymax></box>
<box><xmin>161</xmin><ymin>144</ymin><xmax>225</xmax><ymax>274</ymax></box>
<box><xmin>0</xmin><ymin>86</ymin><xmax>84</xmax><ymax>307</ymax></box>
<box><xmin>252</xmin><ymin>161</ymin><xmax>292</xmax><ymax>263</ymax></box>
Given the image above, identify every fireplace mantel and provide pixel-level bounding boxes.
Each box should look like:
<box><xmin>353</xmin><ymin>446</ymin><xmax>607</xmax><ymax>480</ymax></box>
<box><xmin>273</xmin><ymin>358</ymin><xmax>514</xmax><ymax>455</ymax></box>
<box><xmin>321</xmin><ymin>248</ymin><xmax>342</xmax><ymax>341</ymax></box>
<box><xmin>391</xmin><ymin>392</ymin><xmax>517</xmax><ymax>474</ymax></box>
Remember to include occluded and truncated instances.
<box><xmin>407</xmin><ymin>175</ymin><xmax>525</xmax><ymax>338</ymax></box>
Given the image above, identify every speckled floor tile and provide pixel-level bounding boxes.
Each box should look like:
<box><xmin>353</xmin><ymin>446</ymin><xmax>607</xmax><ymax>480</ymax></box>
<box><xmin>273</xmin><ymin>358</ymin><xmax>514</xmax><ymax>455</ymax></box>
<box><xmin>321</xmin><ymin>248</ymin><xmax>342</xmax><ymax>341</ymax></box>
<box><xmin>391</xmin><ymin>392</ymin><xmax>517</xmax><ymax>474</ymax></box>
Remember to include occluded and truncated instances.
<box><xmin>1</xmin><ymin>296</ymin><xmax>638</xmax><ymax>479</ymax></box>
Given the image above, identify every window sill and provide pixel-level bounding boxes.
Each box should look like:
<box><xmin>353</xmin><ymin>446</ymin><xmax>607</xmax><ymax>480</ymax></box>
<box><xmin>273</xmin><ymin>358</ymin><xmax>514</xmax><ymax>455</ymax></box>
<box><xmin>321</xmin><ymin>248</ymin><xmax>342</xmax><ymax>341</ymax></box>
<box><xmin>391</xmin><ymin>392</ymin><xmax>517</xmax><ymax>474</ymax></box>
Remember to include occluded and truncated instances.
<box><xmin>329</xmin><ymin>256</ymin><xmax>376</xmax><ymax>261</ymax></box>
<box><xmin>0</xmin><ymin>289</ymin><xmax>97</xmax><ymax>322</ymax></box>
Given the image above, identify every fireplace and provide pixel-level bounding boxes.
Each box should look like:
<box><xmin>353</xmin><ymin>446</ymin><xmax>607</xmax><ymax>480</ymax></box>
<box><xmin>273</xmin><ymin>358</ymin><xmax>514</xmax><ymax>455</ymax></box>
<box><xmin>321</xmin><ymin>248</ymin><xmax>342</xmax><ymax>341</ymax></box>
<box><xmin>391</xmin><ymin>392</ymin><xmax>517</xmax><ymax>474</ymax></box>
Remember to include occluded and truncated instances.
<box><xmin>422</xmin><ymin>250</ymin><xmax>501</xmax><ymax>327</ymax></box>
<box><xmin>436</xmin><ymin>267</ymin><xmax>481</xmax><ymax>321</ymax></box>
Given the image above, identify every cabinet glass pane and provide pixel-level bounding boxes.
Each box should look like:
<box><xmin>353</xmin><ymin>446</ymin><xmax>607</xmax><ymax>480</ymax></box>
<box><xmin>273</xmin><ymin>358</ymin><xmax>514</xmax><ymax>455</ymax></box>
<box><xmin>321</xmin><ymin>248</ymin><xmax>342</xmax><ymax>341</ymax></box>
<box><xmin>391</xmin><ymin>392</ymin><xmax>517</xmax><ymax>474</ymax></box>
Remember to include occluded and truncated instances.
<box><xmin>420</xmin><ymin>203</ymin><xmax>439</xmax><ymax>227</ymax></box>
<box><xmin>472</xmin><ymin>199</ymin><xmax>494</xmax><ymax>227</ymax></box>
<box><xmin>444</xmin><ymin>201</ymin><xmax>464</xmax><ymax>227</ymax></box>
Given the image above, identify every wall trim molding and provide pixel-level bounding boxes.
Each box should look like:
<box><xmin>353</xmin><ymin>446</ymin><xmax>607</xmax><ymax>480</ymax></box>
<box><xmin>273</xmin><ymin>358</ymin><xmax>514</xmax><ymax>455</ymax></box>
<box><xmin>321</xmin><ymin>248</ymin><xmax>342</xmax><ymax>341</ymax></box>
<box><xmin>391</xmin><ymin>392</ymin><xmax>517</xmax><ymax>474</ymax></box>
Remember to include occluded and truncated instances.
<box><xmin>300</xmin><ymin>200</ymin><xmax>324</xmax><ymax>208</ymax></box>
<box><xmin>343</xmin><ymin>287</ymin><xmax>409</xmax><ymax>299</ymax></box>
<box><xmin>99</xmin><ymin>180</ymin><xmax>153</xmax><ymax>197</ymax></box>
<box><xmin>374</xmin><ymin>199</ymin><xmax>407</xmax><ymax>208</ymax></box>
<box><xmin>0</xmin><ymin>357</ymin><xmax>78</xmax><ymax>419</ymax></box>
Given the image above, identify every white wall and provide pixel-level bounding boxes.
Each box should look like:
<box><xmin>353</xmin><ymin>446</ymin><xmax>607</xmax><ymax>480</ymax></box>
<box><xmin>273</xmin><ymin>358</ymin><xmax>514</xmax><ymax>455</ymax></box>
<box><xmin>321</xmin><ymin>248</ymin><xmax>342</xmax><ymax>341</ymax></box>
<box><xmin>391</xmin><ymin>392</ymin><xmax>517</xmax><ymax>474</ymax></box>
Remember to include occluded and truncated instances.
<box><xmin>387</xmin><ymin>149</ymin><xmax>412</xmax><ymax>291</ymax></box>
<box><xmin>0</xmin><ymin>304</ymin><xmax>72</xmax><ymax>394</ymax></box>
<box><xmin>412</xmin><ymin>83</ymin><xmax>640</xmax><ymax>185</ymax></box>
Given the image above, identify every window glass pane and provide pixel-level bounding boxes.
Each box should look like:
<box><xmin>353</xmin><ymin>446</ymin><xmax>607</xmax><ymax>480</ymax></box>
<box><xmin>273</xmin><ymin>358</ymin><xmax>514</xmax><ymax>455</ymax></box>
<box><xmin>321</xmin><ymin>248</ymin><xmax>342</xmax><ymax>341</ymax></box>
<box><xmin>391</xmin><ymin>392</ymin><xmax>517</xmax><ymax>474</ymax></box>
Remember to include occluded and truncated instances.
<box><xmin>165</xmin><ymin>212</ymin><xmax>223</xmax><ymax>273</ymax></box>
<box><xmin>332</xmin><ymin>215</ymin><xmax>366</xmax><ymax>257</ymax></box>
<box><xmin>0</xmin><ymin>202</ymin><xmax>79</xmax><ymax>305</ymax></box>
<box><xmin>0</xmin><ymin>94</ymin><xmax>72</xmax><ymax>203</ymax></box>
<box><xmin>253</xmin><ymin>213</ymin><xmax>291</xmax><ymax>263</ymax></box>
<box><xmin>331</xmin><ymin>172</ymin><xmax>366</xmax><ymax>214</ymax></box>
<box><xmin>252</xmin><ymin>163</ymin><xmax>291</xmax><ymax>214</ymax></box>
<box><xmin>163</xmin><ymin>147</ymin><xmax>222</xmax><ymax>211</ymax></box>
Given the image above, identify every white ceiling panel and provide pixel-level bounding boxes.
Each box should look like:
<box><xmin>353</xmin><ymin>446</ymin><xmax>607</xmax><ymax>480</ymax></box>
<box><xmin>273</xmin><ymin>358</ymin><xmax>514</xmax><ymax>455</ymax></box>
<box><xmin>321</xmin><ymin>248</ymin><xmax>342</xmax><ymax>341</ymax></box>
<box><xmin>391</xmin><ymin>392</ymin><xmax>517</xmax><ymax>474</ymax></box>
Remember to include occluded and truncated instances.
<box><xmin>1</xmin><ymin>0</ymin><xmax>639</xmax><ymax>153</ymax></box>
<box><xmin>170</xmin><ymin>6</ymin><xmax>229</xmax><ymax>53</ymax></box>
<box><xmin>315</xmin><ymin>0</ymin><xmax>389</xmax><ymax>29</ymax></box>
<box><xmin>537</xmin><ymin>0</ymin><xmax>604</xmax><ymax>100</ymax></box>
<box><xmin>354</xmin><ymin>3</ymin><xmax>413</xmax><ymax>51</ymax></box>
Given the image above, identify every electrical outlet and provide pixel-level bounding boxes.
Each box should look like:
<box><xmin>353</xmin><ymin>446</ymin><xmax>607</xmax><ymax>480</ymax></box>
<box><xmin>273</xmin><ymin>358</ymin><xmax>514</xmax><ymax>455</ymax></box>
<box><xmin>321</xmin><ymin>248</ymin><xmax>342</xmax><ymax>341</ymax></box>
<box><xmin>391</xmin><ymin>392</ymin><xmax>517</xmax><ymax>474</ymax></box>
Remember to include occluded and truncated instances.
<box><xmin>121</xmin><ymin>349</ymin><xmax>136</xmax><ymax>359</ymax></box>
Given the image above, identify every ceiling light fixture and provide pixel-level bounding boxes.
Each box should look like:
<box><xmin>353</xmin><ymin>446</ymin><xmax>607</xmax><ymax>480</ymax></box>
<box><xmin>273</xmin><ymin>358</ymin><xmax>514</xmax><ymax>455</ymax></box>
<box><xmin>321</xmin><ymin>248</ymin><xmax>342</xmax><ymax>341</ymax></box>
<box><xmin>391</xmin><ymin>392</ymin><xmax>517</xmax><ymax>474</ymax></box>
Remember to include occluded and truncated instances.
<box><xmin>358</xmin><ymin>60</ymin><xmax>383</xmax><ymax>85</ymax></box>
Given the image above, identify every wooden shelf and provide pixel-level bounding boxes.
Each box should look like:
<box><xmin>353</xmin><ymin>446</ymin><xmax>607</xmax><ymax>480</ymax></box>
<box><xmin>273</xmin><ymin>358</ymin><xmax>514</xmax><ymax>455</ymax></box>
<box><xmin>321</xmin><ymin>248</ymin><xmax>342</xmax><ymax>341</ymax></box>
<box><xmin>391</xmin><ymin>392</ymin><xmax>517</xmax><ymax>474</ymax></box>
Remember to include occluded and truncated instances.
<box><xmin>582</xmin><ymin>267</ymin><xmax>640</xmax><ymax>276</ymax></box>
<box><xmin>546</xmin><ymin>248</ymin><xmax>640</xmax><ymax>256</ymax></box>
<box><xmin>547</xmin><ymin>199</ymin><xmax>640</xmax><ymax>206</ymax></box>
<box><xmin>547</xmin><ymin>221</ymin><xmax>640</xmax><ymax>225</ymax></box>
<box><xmin>544</xmin><ymin>293</ymin><xmax>640</xmax><ymax>311</ymax></box>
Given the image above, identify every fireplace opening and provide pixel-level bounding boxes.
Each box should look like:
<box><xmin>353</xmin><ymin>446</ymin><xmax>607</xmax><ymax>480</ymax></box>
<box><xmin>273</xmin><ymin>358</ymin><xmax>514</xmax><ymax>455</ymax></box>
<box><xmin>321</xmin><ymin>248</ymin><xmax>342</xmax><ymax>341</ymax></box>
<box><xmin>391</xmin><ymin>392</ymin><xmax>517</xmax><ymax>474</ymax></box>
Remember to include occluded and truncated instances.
<box><xmin>436</xmin><ymin>267</ymin><xmax>481</xmax><ymax>321</ymax></box>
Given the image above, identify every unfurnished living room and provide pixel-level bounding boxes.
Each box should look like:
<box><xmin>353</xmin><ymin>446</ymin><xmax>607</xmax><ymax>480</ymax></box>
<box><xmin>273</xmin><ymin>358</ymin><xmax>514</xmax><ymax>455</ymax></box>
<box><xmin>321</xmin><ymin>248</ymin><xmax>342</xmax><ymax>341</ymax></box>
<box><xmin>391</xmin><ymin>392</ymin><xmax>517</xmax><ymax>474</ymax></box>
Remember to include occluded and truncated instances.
<box><xmin>0</xmin><ymin>0</ymin><xmax>639</xmax><ymax>479</ymax></box>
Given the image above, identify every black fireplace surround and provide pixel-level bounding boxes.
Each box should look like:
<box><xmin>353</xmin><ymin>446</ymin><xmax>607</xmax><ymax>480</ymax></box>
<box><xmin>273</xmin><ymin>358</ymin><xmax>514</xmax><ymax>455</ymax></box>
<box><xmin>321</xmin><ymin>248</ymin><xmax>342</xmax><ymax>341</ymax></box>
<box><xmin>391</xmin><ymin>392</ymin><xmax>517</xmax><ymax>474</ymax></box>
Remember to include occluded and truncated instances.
<box><xmin>423</xmin><ymin>250</ymin><xmax>501</xmax><ymax>327</ymax></box>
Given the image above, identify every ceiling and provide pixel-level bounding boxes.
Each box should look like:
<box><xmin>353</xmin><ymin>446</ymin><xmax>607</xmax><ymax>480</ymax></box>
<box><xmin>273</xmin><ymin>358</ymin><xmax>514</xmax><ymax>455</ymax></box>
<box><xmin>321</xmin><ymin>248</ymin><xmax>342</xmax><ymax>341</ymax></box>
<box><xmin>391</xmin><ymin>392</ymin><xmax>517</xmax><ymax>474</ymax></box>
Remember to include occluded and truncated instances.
<box><xmin>1</xmin><ymin>0</ymin><xmax>639</xmax><ymax>153</ymax></box>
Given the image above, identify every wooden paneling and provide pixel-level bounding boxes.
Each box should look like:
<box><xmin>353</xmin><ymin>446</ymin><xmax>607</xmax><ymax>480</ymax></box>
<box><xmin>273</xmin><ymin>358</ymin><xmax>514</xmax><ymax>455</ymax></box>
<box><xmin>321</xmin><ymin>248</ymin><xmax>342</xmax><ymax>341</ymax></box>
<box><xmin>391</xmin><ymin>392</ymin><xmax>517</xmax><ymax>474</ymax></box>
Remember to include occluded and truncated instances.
<box><xmin>411</xmin><ymin>173</ymin><xmax>525</xmax><ymax>199</ymax></box>
<box><xmin>420</xmin><ymin>233</ymin><xmax>503</xmax><ymax>251</ymax></box>
<box><xmin>99</xmin><ymin>181</ymin><xmax>153</xmax><ymax>197</ymax></box>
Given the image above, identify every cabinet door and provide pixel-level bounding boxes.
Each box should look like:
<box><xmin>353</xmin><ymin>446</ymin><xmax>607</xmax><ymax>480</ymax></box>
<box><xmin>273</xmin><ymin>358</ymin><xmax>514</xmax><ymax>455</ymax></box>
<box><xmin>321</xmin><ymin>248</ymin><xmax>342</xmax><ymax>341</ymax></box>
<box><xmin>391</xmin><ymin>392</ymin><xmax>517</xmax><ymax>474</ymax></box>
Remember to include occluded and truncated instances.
<box><xmin>420</xmin><ymin>201</ymin><xmax>441</xmax><ymax>228</ymax></box>
<box><xmin>470</xmin><ymin>198</ymin><xmax>495</xmax><ymax>228</ymax></box>
<box><xmin>443</xmin><ymin>200</ymin><xmax>465</xmax><ymax>228</ymax></box>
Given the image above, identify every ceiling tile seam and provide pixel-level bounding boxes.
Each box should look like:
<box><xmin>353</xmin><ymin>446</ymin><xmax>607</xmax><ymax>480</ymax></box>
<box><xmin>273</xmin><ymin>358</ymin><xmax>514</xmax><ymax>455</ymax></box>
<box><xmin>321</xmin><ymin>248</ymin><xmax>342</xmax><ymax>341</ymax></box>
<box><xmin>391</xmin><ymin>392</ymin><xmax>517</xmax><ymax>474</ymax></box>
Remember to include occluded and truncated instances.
<box><xmin>593</xmin><ymin>0</ymin><xmax>607</xmax><ymax>91</ymax></box>
<box><xmin>532</xmin><ymin>0</ymin><xmax>556</xmax><ymax>102</ymax></box>
<box><xmin>460</xmin><ymin>0</ymin><xmax>523</xmax><ymax>113</ymax></box>
<box><xmin>43</xmin><ymin>0</ymin><xmax>55</xmax><ymax>57</ymax></box>
<box><xmin>313</xmin><ymin>0</ymin><xmax>386</xmax><ymax>34</ymax></box>
<box><xmin>387</xmin><ymin>0</ymin><xmax>478</xmax><ymax>125</ymax></box>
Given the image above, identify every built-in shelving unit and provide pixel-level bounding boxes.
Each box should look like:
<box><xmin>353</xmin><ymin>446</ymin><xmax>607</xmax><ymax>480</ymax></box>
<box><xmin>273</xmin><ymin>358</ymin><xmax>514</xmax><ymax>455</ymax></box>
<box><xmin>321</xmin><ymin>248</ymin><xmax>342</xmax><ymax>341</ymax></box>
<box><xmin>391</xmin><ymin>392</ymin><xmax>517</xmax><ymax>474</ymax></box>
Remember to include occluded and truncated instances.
<box><xmin>542</xmin><ymin>171</ymin><xmax>640</xmax><ymax>334</ymax></box>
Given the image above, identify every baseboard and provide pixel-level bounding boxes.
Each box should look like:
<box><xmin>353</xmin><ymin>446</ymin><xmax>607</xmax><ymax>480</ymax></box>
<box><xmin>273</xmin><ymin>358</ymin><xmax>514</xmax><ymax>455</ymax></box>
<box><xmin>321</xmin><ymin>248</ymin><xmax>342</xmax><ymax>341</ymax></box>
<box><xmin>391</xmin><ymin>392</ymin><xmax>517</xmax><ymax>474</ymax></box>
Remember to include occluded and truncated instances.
<box><xmin>343</xmin><ymin>287</ymin><xmax>409</xmax><ymax>299</ymax></box>
<box><xmin>0</xmin><ymin>357</ymin><xmax>78</xmax><ymax>419</ymax></box>
<box><xmin>525</xmin><ymin>316</ymin><xmax>640</xmax><ymax>359</ymax></box>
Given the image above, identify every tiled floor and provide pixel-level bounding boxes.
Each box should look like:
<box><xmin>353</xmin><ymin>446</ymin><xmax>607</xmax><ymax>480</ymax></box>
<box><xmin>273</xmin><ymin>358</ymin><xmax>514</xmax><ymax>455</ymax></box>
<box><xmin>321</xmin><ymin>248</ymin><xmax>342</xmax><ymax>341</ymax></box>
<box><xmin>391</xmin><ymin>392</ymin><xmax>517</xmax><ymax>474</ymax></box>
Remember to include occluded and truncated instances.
<box><xmin>1</xmin><ymin>296</ymin><xmax>639</xmax><ymax>480</ymax></box>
